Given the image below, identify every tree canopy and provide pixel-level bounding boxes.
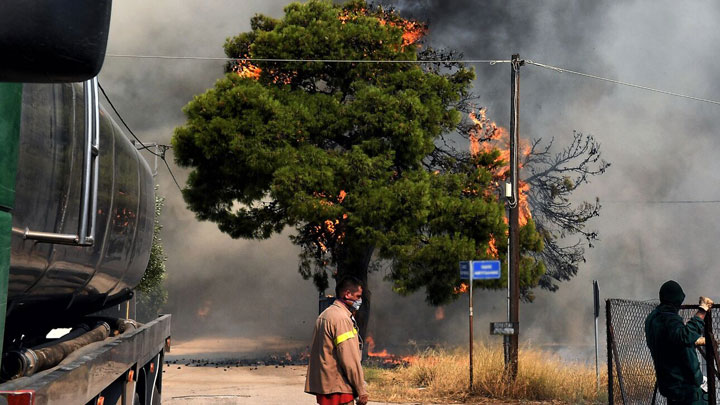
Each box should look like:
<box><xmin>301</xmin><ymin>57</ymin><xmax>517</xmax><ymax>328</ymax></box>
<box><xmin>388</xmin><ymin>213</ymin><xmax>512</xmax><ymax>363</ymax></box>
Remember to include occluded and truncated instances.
<box><xmin>173</xmin><ymin>0</ymin><xmax>548</xmax><ymax>307</ymax></box>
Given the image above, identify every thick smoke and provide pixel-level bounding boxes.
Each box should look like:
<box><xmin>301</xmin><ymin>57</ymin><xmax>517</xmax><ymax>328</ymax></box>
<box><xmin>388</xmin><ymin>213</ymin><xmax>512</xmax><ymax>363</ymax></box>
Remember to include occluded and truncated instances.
<box><xmin>100</xmin><ymin>0</ymin><xmax>720</xmax><ymax>357</ymax></box>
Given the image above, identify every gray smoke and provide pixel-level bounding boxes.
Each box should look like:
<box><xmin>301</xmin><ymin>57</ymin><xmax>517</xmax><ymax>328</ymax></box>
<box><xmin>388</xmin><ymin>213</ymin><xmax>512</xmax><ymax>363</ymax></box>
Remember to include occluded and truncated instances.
<box><xmin>100</xmin><ymin>0</ymin><xmax>720</xmax><ymax>358</ymax></box>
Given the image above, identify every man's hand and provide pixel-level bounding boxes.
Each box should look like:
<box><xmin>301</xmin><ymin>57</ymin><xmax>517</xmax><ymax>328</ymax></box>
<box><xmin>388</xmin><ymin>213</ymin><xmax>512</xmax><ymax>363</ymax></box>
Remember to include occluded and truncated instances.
<box><xmin>357</xmin><ymin>394</ymin><xmax>369</xmax><ymax>405</ymax></box>
<box><xmin>700</xmin><ymin>296</ymin><xmax>714</xmax><ymax>312</ymax></box>
<box><xmin>696</xmin><ymin>336</ymin><xmax>706</xmax><ymax>346</ymax></box>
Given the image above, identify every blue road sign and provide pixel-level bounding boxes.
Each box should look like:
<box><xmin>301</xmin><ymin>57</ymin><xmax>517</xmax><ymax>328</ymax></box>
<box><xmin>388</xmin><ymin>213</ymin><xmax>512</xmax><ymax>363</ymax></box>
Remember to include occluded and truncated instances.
<box><xmin>460</xmin><ymin>260</ymin><xmax>501</xmax><ymax>280</ymax></box>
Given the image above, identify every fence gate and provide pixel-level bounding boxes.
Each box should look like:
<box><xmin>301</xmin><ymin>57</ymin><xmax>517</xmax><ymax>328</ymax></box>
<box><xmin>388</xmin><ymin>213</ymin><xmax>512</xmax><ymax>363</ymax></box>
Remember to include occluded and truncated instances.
<box><xmin>607</xmin><ymin>299</ymin><xmax>720</xmax><ymax>404</ymax></box>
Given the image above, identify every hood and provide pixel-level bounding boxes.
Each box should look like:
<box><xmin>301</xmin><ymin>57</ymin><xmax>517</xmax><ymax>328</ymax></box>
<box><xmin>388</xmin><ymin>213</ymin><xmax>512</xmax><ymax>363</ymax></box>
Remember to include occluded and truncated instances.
<box><xmin>659</xmin><ymin>280</ymin><xmax>685</xmax><ymax>308</ymax></box>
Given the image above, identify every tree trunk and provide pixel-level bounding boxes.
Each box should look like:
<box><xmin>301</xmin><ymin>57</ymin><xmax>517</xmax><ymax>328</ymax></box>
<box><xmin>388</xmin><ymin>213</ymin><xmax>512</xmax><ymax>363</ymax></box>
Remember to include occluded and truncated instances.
<box><xmin>337</xmin><ymin>245</ymin><xmax>374</xmax><ymax>357</ymax></box>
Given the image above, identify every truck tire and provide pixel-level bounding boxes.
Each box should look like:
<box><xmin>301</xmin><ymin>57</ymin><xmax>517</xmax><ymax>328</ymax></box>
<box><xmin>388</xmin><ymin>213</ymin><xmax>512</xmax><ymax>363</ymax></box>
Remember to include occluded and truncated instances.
<box><xmin>152</xmin><ymin>385</ymin><xmax>161</xmax><ymax>405</ymax></box>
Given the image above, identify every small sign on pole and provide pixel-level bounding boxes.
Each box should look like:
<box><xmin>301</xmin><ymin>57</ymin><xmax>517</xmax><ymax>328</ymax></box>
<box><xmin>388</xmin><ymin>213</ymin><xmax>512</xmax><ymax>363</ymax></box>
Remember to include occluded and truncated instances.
<box><xmin>459</xmin><ymin>260</ymin><xmax>501</xmax><ymax>391</ymax></box>
<box><xmin>460</xmin><ymin>260</ymin><xmax>501</xmax><ymax>280</ymax></box>
<box><xmin>490</xmin><ymin>322</ymin><xmax>518</xmax><ymax>335</ymax></box>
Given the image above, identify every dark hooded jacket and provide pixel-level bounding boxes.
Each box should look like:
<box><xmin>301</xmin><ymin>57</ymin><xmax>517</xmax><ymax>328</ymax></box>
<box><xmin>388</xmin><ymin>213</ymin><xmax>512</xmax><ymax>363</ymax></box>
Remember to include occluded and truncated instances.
<box><xmin>645</xmin><ymin>280</ymin><xmax>704</xmax><ymax>401</ymax></box>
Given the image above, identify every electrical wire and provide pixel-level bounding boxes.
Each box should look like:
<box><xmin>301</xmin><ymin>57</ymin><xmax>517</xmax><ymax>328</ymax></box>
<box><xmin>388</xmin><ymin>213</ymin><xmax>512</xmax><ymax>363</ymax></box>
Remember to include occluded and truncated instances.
<box><xmin>106</xmin><ymin>54</ymin><xmax>720</xmax><ymax>107</ymax></box>
<box><xmin>162</xmin><ymin>153</ymin><xmax>183</xmax><ymax>191</ymax></box>
<box><xmin>525</xmin><ymin>60</ymin><xmax>720</xmax><ymax>107</ymax></box>
<box><xmin>97</xmin><ymin>82</ymin><xmax>161</xmax><ymax>157</ymax></box>
<box><xmin>106</xmin><ymin>54</ymin><xmax>512</xmax><ymax>65</ymax></box>
<box><xmin>97</xmin><ymin>81</ymin><xmax>183</xmax><ymax>192</ymax></box>
<box><xmin>604</xmin><ymin>200</ymin><xmax>720</xmax><ymax>205</ymax></box>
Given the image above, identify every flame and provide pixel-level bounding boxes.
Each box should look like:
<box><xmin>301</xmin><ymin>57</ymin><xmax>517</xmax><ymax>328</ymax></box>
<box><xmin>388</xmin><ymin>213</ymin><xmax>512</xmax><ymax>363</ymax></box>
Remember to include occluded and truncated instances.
<box><xmin>196</xmin><ymin>300</ymin><xmax>212</xmax><ymax>318</ymax></box>
<box><xmin>234</xmin><ymin>60</ymin><xmax>261</xmax><ymax>80</ymax></box>
<box><xmin>377</xmin><ymin>18</ymin><xmax>427</xmax><ymax>48</ymax></box>
<box><xmin>487</xmin><ymin>236</ymin><xmax>499</xmax><ymax>258</ymax></box>
<box><xmin>311</xmin><ymin>190</ymin><xmax>349</xmax><ymax>252</ymax></box>
<box><xmin>339</xmin><ymin>8</ymin><xmax>426</xmax><ymax>49</ymax></box>
<box><xmin>469</xmin><ymin>108</ymin><xmax>532</xmax><ymax>226</ymax></box>
<box><xmin>434</xmin><ymin>307</ymin><xmax>445</xmax><ymax>320</ymax></box>
<box><xmin>365</xmin><ymin>336</ymin><xmax>416</xmax><ymax>366</ymax></box>
<box><xmin>453</xmin><ymin>283</ymin><xmax>469</xmax><ymax>294</ymax></box>
<box><xmin>233</xmin><ymin>57</ymin><xmax>295</xmax><ymax>84</ymax></box>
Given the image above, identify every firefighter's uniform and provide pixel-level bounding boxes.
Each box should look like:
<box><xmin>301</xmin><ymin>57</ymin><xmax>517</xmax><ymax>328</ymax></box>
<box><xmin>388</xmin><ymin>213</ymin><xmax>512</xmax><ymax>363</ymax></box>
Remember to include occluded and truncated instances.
<box><xmin>645</xmin><ymin>281</ymin><xmax>707</xmax><ymax>405</ymax></box>
<box><xmin>305</xmin><ymin>300</ymin><xmax>366</xmax><ymax>403</ymax></box>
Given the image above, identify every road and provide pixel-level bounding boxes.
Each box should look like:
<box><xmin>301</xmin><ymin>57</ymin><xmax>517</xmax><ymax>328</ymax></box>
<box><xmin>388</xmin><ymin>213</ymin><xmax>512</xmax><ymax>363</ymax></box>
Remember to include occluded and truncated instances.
<box><xmin>161</xmin><ymin>338</ymin><xmax>558</xmax><ymax>404</ymax></box>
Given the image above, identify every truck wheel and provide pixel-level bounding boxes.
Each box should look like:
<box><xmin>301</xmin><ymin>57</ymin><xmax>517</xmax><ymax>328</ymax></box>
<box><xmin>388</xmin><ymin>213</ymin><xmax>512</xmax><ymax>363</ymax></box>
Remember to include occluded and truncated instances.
<box><xmin>151</xmin><ymin>385</ymin><xmax>161</xmax><ymax>405</ymax></box>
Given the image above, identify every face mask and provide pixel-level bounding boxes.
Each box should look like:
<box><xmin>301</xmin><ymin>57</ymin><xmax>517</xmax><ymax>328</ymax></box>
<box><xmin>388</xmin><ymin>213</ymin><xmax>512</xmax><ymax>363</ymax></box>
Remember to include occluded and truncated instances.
<box><xmin>348</xmin><ymin>297</ymin><xmax>362</xmax><ymax>311</ymax></box>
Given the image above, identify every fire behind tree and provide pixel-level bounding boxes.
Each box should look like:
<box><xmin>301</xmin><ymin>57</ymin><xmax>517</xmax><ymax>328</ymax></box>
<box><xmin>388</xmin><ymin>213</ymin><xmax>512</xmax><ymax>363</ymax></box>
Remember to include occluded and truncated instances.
<box><xmin>173</xmin><ymin>0</ymin><xmax>606</xmax><ymax>340</ymax></box>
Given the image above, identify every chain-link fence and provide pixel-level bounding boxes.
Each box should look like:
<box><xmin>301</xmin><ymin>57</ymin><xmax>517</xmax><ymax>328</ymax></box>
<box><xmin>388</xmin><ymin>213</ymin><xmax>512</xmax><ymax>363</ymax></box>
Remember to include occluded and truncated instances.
<box><xmin>607</xmin><ymin>299</ymin><xmax>720</xmax><ymax>404</ymax></box>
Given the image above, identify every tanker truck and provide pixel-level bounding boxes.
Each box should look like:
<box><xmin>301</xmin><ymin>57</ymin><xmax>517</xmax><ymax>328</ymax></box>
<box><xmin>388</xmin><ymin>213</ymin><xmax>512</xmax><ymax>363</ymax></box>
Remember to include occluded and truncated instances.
<box><xmin>0</xmin><ymin>2</ymin><xmax>171</xmax><ymax>404</ymax></box>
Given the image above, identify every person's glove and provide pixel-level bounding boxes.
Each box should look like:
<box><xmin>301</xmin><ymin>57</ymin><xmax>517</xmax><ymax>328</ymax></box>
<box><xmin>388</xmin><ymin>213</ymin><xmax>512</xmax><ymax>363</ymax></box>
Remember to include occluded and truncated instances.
<box><xmin>357</xmin><ymin>394</ymin><xmax>369</xmax><ymax>405</ymax></box>
<box><xmin>700</xmin><ymin>296</ymin><xmax>714</xmax><ymax>312</ymax></box>
<box><xmin>696</xmin><ymin>336</ymin><xmax>706</xmax><ymax>346</ymax></box>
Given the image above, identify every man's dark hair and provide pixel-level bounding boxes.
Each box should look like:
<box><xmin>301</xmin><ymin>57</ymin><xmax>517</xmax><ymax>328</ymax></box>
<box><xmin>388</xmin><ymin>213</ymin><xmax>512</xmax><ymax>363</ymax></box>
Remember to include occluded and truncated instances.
<box><xmin>335</xmin><ymin>276</ymin><xmax>363</xmax><ymax>297</ymax></box>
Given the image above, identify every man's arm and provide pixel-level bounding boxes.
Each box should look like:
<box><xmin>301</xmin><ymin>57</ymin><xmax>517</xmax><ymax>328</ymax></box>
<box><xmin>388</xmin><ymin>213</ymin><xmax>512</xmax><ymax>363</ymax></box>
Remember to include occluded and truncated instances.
<box><xmin>335</xmin><ymin>325</ymin><xmax>367</xmax><ymax>400</ymax></box>
<box><xmin>667</xmin><ymin>314</ymin><xmax>704</xmax><ymax>346</ymax></box>
<box><xmin>668</xmin><ymin>297</ymin><xmax>714</xmax><ymax>346</ymax></box>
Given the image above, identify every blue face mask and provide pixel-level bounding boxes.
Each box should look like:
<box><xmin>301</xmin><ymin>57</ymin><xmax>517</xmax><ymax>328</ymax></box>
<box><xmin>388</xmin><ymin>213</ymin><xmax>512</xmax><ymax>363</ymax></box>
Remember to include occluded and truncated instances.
<box><xmin>351</xmin><ymin>298</ymin><xmax>362</xmax><ymax>311</ymax></box>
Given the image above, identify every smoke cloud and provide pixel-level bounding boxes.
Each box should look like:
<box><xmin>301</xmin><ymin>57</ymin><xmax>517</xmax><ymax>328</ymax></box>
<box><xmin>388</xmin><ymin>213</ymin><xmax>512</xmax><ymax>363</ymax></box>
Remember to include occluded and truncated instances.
<box><xmin>100</xmin><ymin>0</ymin><xmax>720</xmax><ymax>358</ymax></box>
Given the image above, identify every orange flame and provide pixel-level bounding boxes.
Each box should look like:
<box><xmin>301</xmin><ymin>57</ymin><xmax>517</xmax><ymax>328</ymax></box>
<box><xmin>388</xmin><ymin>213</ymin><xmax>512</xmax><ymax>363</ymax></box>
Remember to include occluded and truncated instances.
<box><xmin>378</xmin><ymin>18</ymin><xmax>427</xmax><ymax>48</ymax></box>
<box><xmin>196</xmin><ymin>300</ymin><xmax>212</xmax><ymax>318</ymax></box>
<box><xmin>339</xmin><ymin>8</ymin><xmax>426</xmax><ymax>49</ymax></box>
<box><xmin>487</xmin><ymin>236</ymin><xmax>499</xmax><ymax>258</ymax></box>
<box><xmin>453</xmin><ymin>283</ymin><xmax>469</xmax><ymax>294</ymax></box>
<box><xmin>233</xmin><ymin>57</ymin><xmax>295</xmax><ymax>84</ymax></box>
<box><xmin>469</xmin><ymin>108</ymin><xmax>532</xmax><ymax>226</ymax></box>
<box><xmin>434</xmin><ymin>307</ymin><xmax>445</xmax><ymax>320</ymax></box>
<box><xmin>365</xmin><ymin>336</ymin><xmax>416</xmax><ymax>365</ymax></box>
<box><xmin>312</xmin><ymin>191</ymin><xmax>349</xmax><ymax>252</ymax></box>
<box><xmin>234</xmin><ymin>60</ymin><xmax>261</xmax><ymax>80</ymax></box>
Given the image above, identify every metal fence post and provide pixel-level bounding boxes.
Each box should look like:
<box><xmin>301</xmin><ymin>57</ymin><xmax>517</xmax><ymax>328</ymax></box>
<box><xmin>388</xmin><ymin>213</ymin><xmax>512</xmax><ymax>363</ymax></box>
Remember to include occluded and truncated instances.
<box><xmin>706</xmin><ymin>309</ymin><xmax>716</xmax><ymax>404</ymax></box>
<box><xmin>607</xmin><ymin>299</ymin><xmax>614</xmax><ymax>404</ymax></box>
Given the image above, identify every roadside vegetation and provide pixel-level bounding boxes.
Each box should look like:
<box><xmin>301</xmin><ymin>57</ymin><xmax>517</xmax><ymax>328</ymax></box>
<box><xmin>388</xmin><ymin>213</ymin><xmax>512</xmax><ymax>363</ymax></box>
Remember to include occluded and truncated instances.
<box><xmin>365</xmin><ymin>343</ymin><xmax>607</xmax><ymax>404</ymax></box>
<box><xmin>136</xmin><ymin>193</ymin><xmax>168</xmax><ymax>322</ymax></box>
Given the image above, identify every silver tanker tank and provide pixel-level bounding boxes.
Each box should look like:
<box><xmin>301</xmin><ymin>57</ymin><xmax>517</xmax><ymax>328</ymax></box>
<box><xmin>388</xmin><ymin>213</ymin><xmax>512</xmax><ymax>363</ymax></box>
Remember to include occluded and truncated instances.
<box><xmin>7</xmin><ymin>81</ymin><xmax>154</xmax><ymax>334</ymax></box>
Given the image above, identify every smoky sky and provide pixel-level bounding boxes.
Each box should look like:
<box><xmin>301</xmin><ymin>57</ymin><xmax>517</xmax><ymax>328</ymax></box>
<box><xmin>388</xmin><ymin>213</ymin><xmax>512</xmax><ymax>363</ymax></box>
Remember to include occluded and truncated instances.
<box><xmin>100</xmin><ymin>0</ymin><xmax>720</xmax><ymax>357</ymax></box>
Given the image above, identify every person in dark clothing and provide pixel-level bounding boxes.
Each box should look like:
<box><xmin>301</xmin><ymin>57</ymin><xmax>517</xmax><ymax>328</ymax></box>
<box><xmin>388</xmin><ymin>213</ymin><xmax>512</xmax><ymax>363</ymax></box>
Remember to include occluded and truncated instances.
<box><xmin>645</xmin><ymin>280</ymin><xmax>714</xmax><ymax>405</ymax></box>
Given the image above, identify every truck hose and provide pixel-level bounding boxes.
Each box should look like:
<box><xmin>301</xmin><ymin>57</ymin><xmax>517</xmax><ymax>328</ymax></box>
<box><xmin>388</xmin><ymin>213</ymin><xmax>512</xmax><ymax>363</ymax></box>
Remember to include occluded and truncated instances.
<box><xmin>2</xmin><ymin>321</ymin><xmax>110</xmax><ymax>380</ymax></box>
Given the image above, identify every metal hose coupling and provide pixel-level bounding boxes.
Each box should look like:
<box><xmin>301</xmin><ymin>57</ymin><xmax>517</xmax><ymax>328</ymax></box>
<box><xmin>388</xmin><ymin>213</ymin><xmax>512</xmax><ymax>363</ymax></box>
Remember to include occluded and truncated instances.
<box><xmin>2</xmin><ymin>348</ymin><xmax>39</xmax><ymax>380</ymax></box>
<box><xmin>1</xmin><ymin>321</ymin><xmax>110</xmax><ymax>381</ymax></box>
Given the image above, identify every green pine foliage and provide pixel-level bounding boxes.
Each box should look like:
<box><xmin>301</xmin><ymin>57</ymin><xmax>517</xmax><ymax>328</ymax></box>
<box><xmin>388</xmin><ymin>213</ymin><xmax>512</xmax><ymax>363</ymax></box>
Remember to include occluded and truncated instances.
<box><xmin>136</xmin><ymin>193</ymin><xmax>168</xmax><ymax>321</ymax></box>
<box><xmin>173</xmin><ymin>0</ymin><xmax>544</xmax><ymax>305</ymax></box>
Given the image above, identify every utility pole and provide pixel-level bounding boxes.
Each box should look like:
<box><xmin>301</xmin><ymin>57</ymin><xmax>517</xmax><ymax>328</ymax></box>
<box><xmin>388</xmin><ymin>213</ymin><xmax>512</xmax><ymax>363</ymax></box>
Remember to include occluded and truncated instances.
<box><xmin>508</xmin><ymin>53</ymin><xmax>523</xmax><ymax>380</ymax></box>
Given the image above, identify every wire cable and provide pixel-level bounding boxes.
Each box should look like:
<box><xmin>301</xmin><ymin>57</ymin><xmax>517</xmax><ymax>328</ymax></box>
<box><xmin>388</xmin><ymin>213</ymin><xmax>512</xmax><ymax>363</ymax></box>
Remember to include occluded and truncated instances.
<box><xmin>525</xmin><ymin>60</ymin><xmax>720</xmax><ymax>107</ymax></box>
<box><xmin>162</xmin><ymin>153</ymin><xmax>183</xmax><ymax>191</ymax></box>
<box><xmin>604</xmin><ymin>200</ymin><xmax>720</xmax><ymax>205</ymax></box>
<box><xmin>106</xmin><ymin>54</ymin><xmax>720</xmax><ymax>106</ymax></box>
<box><xmin>98</xmin><ymin>81</ymin><xmax>183</xmax><ymax>192</ymax></box>
<box><xmin>106</xmin><ymin>54</ymin><xmax>511</xmax><ymax>65</ymax></box>
<box><xmin>98</xmin><ymin>82</ymin><xmax>161</xmax><ymax>157</ymax></box>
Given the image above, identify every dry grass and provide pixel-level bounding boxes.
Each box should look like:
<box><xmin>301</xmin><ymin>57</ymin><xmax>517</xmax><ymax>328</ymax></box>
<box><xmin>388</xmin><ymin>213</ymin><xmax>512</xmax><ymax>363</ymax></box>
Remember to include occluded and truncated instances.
<box><xmin>365</xmin><ymin>342</ymin><xmax>607</xmax><ymax>404</ymax></box>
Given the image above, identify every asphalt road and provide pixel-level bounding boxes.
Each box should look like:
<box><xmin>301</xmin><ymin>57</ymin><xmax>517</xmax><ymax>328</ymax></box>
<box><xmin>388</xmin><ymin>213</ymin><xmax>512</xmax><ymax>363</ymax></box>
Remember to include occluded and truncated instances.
<box><xmin>162</xmin><ymin>364</ymin><xmax>418</xmax><ymax>405</ymax></box>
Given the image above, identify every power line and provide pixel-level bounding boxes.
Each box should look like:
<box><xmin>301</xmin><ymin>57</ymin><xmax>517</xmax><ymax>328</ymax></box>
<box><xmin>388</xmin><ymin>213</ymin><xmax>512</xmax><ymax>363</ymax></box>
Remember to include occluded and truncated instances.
<box><xmin>106</xmin><ymin>54</ymin><xmax>512</xmax><ymax>65</ymax></box>
<box><xmin>97</xmin><ymin>81</ymin><xmax>183</xmax><ymax>192</ymax></box>
<box><xmin>97</xmin><ymin>82</ymin><xmax>161</xmax><ymax>158</ymax></box>
<box><xmin>161</xmin><ymin>149</ymin><xmax>183</xmax><ymax>191</ymax></box>
<box><xmin>525</xmin><ymin>60</ymin><xmax>720</xmax><ymax>107</ymax></box>
<box><xmin>106</xmin><ymin>54</ymin><xmax>720</xmax><ymax>107</ymax></box>
<box><xmin>604</xmin><ymin>200</ymin><xmax>720</xmax><ymax>205</ymax></box>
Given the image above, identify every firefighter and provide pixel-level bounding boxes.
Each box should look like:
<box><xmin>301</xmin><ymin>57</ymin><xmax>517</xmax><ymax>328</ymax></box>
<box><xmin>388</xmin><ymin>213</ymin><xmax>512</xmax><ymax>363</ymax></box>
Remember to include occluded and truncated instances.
<box><xmin>305</xmin><ymin>276</ymin><xmax>368</xmax><ymax>405</ymax></box>
<box><xmin>645</xmin><ymin>280</ymin><xmax>713</xmax><ymax>404</ymax></box>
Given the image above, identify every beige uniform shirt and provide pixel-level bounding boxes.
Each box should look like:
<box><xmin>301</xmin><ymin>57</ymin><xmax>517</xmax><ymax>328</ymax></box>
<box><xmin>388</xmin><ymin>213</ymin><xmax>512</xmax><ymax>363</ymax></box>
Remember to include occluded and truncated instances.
<box><xmin>305</xmin><ymin>300</ymin><xmax>366</xmax><ymax>397</ymax></box>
